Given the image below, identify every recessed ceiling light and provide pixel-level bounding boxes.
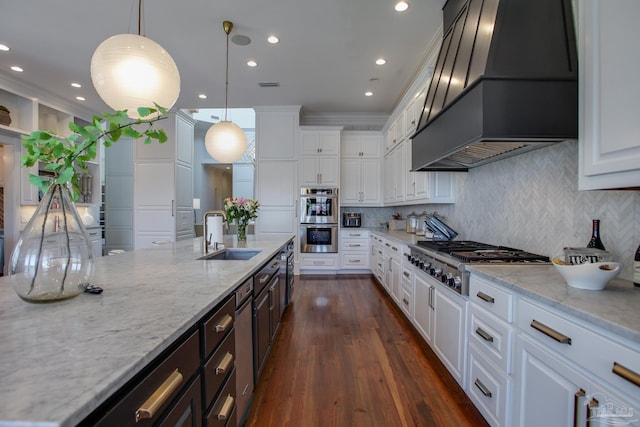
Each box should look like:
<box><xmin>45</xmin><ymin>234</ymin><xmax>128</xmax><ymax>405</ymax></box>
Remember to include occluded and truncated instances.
<box><xmin>76</xmin><ymin>96</ymin><xmax>86</xmax><ymax>101</ymax></box>
<box><xmin>395</xmin><ymin>1</ymin><xmax>409</xmax><ymax>12</ymax></box>
<box><xmin>71</xmin><ymin>82</ymin><xmax>82</xmax><ymax>88</ymax></box>
<box><xmin>198</xmin><ymin>94</ymin><xmax>207</xmax><ymax>99</ymax></box>
<box><xmin>0</xmin><ymin>44</ymin><xmax>10</xmax><ymax>52</ymax></box>
<box><xmin>247</xmin><ymin>60</ymin><xmax>258</xmax><ymax>67</ymax></box>
<box><xmin>376</xmin><ymin>58</ymin><xmax>386</xmax><ymax>65</ymax></box>
<box><xmin>10</xmin><ymin>66</ymin><xmax>23</xmax><ymax>72</ymax></box>
<box><xmin>267</xmin><ymin>35</ymin><xmax>279</xmax><ymax>44</ymax></box>
<box><xmin>365</xmin><ymin>91</ymin><xmax>373</xmax><ymax>97</ymax></box>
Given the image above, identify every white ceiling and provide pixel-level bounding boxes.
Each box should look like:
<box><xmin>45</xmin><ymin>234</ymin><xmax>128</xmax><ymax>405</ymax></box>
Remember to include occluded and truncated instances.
<box><xmin>0</xmin><ymin>0</ymin><xmax>444</xmax><ymax>121</ymax></box>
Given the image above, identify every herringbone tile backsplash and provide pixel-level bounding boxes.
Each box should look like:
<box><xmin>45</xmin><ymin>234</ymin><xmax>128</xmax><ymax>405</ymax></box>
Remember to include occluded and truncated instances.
<box><xmin>359</xmin><ymin>140</ymin><xmax>640</xmax><ymax>281</ymax></box>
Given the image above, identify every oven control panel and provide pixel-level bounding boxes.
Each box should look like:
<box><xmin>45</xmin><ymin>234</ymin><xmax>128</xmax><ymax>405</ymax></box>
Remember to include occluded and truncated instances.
<box><xmin>408</xmin><ymin>249</ymin><xmax>468</xmax><ymax>295</ymax></box>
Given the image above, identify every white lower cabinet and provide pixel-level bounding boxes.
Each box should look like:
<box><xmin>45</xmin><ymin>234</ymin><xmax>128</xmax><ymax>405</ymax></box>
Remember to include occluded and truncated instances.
<box><xmin>468</xmin><ymin>343</ymin><xmax>511</xmax><ymax>427</ymax></box>
<box><xmin>298</xmin><ymin>253</ymin><xmax>338</xmax><ymax>270</ymax></box>
<box><xmin>514</xmin><ymin>297</ymin><xmax>640</xmax><ymax>427</ymax></box>
<box><xmin>340</xmin><ymin>229</ymin><xmax>370</xmax><ymax>270</ymax></box>
<box><xmin>387</xmin><ymin>254</ymin><xmax>401</xmax><ymax>304</ymax></box>
<box><xmin>412</xmin><ymin>269</ymin><xmax>435</xmax><ymax>345</ymax></box>
<box><xmin>432</xmin><ymin>283</ymin><xmax>468</xmax><ymax>388</ymax></box>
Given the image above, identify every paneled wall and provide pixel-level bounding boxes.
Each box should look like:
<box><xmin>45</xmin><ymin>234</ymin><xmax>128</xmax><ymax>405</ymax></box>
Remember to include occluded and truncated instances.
<box><xmin>353</xmin><ymin>140</ymin><xmax>640</xmax><ymax>280</ymax></box>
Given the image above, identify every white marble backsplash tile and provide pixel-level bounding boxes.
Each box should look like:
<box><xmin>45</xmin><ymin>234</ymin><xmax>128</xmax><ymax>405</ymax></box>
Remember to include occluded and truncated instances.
<box><xmin>349</xmin><ymin>140</ymin><xmax>640</xmax><ymax>280</ymax></box>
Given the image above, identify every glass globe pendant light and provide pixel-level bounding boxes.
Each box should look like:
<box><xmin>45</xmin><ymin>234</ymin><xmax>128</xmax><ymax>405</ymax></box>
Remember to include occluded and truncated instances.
<box><xmin>90</xmin><ymin>0</ymin><xmax>180</xmax><ymax>119</ymax></box>
<box><xmin>204</xmin><ymin>21</ymin><xmax>248</xmax><ymax>163</ymax></box>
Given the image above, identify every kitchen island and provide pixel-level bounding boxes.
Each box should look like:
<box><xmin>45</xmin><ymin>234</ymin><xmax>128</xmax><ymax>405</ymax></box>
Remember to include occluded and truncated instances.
<box><xmin>0</xmin><ymin>234</ymin><xmax>293</xmax><ymax>427</ymax></box>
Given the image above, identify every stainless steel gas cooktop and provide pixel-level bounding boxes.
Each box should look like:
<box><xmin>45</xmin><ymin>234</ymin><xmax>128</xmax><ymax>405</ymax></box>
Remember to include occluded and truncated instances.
<box><xmin>408</xmin><ymin>240</ymin><xmax>549</xmax><ymax>295</ymax></box>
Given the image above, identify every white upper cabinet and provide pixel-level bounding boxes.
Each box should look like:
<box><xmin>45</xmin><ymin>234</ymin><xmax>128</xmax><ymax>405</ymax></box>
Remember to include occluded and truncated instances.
<box><xmin>578</xmin><ymin>0</ymin><xmax>640</xmax><ymax>189</ymax></box>
<box><xmin>255</xmin><ymin>106</ymin><xmax>301</xmax><ymax>160</ymax></box>
<box><xmin>341</xmin><ymin>131</ymin><xmax>382</xmax><ymax>159</ymax></box>
<box><xmin>299</xmin><ymin>126</ymin><xmax>341</xmax><ymax>187</ymax></box>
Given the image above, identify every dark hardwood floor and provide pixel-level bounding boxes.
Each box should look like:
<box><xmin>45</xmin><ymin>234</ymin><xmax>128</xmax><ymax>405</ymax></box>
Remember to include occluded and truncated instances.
<box><xmin>244</xmin><ymin>274</ymin><xmax>489</xmax><ymax>427</ymax></box>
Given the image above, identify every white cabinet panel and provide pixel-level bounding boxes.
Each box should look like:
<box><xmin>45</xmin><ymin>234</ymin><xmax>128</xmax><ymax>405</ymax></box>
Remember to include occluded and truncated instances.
<box><xmin>578</xmin><ymin>0</ymin><xmax>640</xmax><ymax>189</ymax></box>
<box><xmin>254</xmin><ymin>107</ymin><xmax>300</xmax><ymax>159</ymax></box>
<box><xmin>256</xmin><ymin>161</ymin><xmax>297</xmax><ymax>207</ymax></box>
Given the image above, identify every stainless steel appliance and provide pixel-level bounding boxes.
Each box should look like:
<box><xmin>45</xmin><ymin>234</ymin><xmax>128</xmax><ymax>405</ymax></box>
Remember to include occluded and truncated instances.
<box><xmin>234</xmin><ymin>277</ymin><xmax>254</xmax><ymax>426</ymax></box>
<box><xmin>300</xmin><ymin>188</ymin><xmax>339</xmax><ymax>253</ymax></box>
<box><xmin>300</xmin><ymin>188</ymin><xmax>339</xmax><ymax>224</ymax></box>
<box><xmin>343</xmin><ymin>212</ymin><xmax>361</xmax><ymax>228</ymax></box>
<box><xmin>300</xmin><ymin>224</ymin><xmax>338</xmax><ymax>253</ymax></box>
<box><xmin>408</xmin><ymin>240</ymin><xmax>549</xmax><ymax>295</ymax></box>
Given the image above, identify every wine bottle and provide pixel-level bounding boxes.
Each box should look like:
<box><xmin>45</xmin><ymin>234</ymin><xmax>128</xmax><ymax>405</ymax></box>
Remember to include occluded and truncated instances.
<box><xmin>634</xmin><ymin>244</ymin><xmax>640</xmax><ymax>287</ymax></box>
<box><xmin>586</xmin><ymin>219</ymin><xmax>605</xmax><ymax>250</ymax></box>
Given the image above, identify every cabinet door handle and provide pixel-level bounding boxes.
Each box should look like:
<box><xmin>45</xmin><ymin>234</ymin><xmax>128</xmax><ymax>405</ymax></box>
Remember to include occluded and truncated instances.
<box><xmin>574</xmin><ymin>389</ymin><xmax>586</xmax><ymax>427</ymax></box>
<box><xmin>171</xmin><ymin>200</ymin><xmax>175</xmax><ymax>217</ymax></box>
<box><xmin>476</xmin><ymin>291</ymin><xmax>495</xmax><ymax>303</ymax></box>
<box><xmin>215</xmin><ymin>352</ymin><xmax>234</xmax><ymax>375</ymax></box>
<box><xmin>531</xmin><ymin>319</ymin><xmax>572</xmax><ymax>345</ymax></box>
<box><xmin>403</xmin><ymin>271</ymin><xmax>410</xmax><ymax>278</ymax></box>
<box><xmin>474</xmin><ymin>378</ymin><xmax>492</xmax><ymax>398</ymax></box>
<box><xmin>612</xmin><ymin>362</ymin><xmax>640</xmax><ymax>387</ymax></box>
<box><xmin>215</xmin><ymin>314</ymin><xmax>233</xmax><ymax>332</ymax></box>
<box><xmin>135</xmin><ymin>369</ymin><xmax>183</xmax><ymax>422</ymax></box>
<box><xmin>428</xmin><ymin>286</ymin><xmax>434</xmax><ymax>309</ymax></box>
<box><xmin>402</xmin><ymin>298</ymin><xmax>409</xmax><ymax>306</ymax></box>
<box><xmin>258</xmin><ymin>273</ymin><xmax>270</xmax><ymax>284</ymax></box>
<box><xmin>217</xmin><ymin>394</ymin><xmax>235</xmax><ymax>420</ymax></box>
<box><xmin>587</xmin><ymin>397</ymin><xmax>599</xmax><ymax>426</ymax></box>
<box><xmin>475</xmin><ymin>327</ymin><xmax>494</xmax><ymax>342</ymax></box>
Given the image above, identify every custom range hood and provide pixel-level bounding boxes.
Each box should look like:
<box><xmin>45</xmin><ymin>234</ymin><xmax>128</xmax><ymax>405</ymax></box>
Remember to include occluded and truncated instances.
<box><xmin>411</xmin><ymin>0</ymin><xmax>578</xmax><ymax>171</ymax></box>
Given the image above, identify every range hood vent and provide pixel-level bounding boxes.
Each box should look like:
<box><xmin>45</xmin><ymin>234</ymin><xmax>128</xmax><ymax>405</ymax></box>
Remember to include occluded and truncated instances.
<box><xmin>411</xmin><ymin>0</ymin><xmax>578</xmax><ymax>171</ymax></box>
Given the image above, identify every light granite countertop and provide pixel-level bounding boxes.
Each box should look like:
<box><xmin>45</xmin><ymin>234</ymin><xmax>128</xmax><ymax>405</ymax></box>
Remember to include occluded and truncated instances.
<box><xmin>368</xmin><ymin>227</ymin><xmax>640</xmax><ymax>345</ymax></box>
<box><xmin>0</xmin><ymin>234</ymin><xmax>293</xmax><ymax>427</ymax></box>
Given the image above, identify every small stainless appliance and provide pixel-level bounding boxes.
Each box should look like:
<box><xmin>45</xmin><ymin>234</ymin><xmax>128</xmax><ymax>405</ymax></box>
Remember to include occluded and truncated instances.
<box><xmin>343</xmin><ymin>212</ymin><xmax>361</xmax><ymax>228</ymax></box>
<box><xmin>300</xmin><ymin>188</ymin><xmax>339</xmax><ymax>224</ymax></box>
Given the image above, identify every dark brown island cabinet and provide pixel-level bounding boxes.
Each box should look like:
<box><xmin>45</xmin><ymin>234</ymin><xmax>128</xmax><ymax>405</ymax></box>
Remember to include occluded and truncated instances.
<box><xmin>80</xmin><ymin>239</ymin><xmax>294</xmax><ymax>427</ymax></box>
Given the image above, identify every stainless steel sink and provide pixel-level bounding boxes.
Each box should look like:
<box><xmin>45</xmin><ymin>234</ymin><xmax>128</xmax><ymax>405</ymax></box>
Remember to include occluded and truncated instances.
<box><xmin>199</xmin><ymin>248</ymin><xmax>262</xmax><ymax>261</ymax></box>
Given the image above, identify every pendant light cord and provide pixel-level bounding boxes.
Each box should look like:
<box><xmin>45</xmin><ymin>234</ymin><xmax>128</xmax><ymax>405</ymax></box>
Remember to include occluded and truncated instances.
<box><xmin>224</xmin><ymin>27</ymin><xmax>229</xmax><ymax>121</ymax></box>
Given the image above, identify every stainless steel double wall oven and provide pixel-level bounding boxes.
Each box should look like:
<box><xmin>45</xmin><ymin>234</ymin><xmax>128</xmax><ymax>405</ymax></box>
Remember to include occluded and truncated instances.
<box><xmin>299</xmin><ymin>188</ymin><xmax>338</xmax><ymax>253</ymax></box>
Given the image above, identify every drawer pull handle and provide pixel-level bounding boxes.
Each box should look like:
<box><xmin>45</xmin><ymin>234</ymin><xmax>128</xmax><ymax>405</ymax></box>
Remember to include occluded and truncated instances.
<box><xmin>531</xmin><ymin>319</ymin><xmax>572</xmax><ymax>345</ymax></box>
<box><xmin>476</xmin><ymin>291</ymin><xmax>495</xmax><ymax>303</ymax></box>
<box><xmin>216</xmin><ymin>352</ymin><xmax>234</xmax><ymax>375</ymax></box>
<box><xmin>475</xmin><ymin>327</ymin><xmax>494</xmax><ymax>342</ymax></box>
<box><xmin>215</xmin><ymin>314</ymin><xmax>233</xmax><ymax>332</ymax></box>
<box><xmin>348</xmin><ymin>243</ymin><xmax>361</xmax><ymax>247</ymax></box>
<box><xmin>612</xmin><ymin>362</ymin><xmax>640</xmax><ymax>388</ymax></box>
<box><xmin>348</xmin><ymin>259</ymin><xmax>361</xmax><ymax>263</ymax></box>
<box><xmin>403</xmin><ymin>298</ymin><xmax>409</xmax><ymax>305</ymax></box>
<box><xmin>135</xmin><ymin>369</ymin><xmax>183</xmax><ymax>422</ymax></box>
<box><xmin>574</xmin><ymin>389</ymin><xmax>586</xmax><ymax>427</ymax></box>
<box><xmin>474</xmin><ymin>378</ymin><xmax>492</xmax><ymax>398</ymax></box>
<box><xmin>217</xmin><ymin>394</ymin><xmax>235</xmax><ymax>420</ymax></box>
<box><xmin>258</xmin><ymin>274</ymin><xmax>270</xmax><ymax>284</ymax></box>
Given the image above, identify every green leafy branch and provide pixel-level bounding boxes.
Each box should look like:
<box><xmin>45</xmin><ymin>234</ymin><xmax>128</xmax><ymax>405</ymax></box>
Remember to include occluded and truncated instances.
<box><xmin>21</xmin><ymin>105</ymin><xmax>169</xmax><ymax>201</ymax></box>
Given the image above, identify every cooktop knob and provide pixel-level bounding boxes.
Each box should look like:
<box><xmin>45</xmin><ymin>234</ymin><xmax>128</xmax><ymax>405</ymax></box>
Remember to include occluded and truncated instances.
<box><xmin>451</xmin><ymin>276</ymin><xmax>462</xmax><ymax>288</ymax></box>
<box><xmin>432</xmin><ymin>267</ymin><xmax>442</xmax><ymax>277</ymax></box>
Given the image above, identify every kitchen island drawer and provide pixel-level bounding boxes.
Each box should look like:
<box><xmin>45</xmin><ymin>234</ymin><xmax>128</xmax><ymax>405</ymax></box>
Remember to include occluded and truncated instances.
<box><xmin>467</xmin><ymin>343</ymin><xmax>511</xmax><ymax>427</ymax></box>
<box><xmin>203</xmin><ymin>329</ymin><xmax>236</xmax><ymax>408</ymax></box>
<box><xmin>469</xmin><ymin>275</ymin><xmax>513</xmax><ymax>323</ymax></box>
<box><xmin>205</xmin><ymin>369</ymin><xmax>237</xmax><ymax>427</ymax></box>
<box><xmin>93</xmin><ymin>330</ymin><xmax>200</xmax><ymax>427</ymax></box>
<box><xmin>517</xmin><ymin>298</ymin><xmax>640</xmax><ymax>399</ymax></box>
<box><xmin>202</xmin><ymin>296</ymin><xmax>235</xmax><ymax>360</ymax></box>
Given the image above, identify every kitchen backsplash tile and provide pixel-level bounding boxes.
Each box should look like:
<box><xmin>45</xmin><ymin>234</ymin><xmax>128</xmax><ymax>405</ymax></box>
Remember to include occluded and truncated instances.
<box><xmin>356</xmin><ymin>140</ymin><xmax>640</xmax><ymax>281</ymax></box>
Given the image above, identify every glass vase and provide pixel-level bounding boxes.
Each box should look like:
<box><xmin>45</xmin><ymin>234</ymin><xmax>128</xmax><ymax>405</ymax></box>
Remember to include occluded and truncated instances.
<box><xmin>236</xmin><ymin>220</ymin><xmax>248</xmax><ymax>242</ymax></box>
<box><xmin>9</xmin><ymin>184</ymin><xmax>95</xmax><ymax>303</ymax></box>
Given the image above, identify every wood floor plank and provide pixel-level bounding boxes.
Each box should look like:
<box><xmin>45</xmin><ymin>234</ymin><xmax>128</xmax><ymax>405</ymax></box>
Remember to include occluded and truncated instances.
<box><xmin>244</xmin><ymin>275</ymin><xmax>489</xmax><ymax>427</ymax></box>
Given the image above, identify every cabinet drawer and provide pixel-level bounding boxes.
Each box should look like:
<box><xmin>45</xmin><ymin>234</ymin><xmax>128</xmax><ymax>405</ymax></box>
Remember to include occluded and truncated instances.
<box><xmin>254</xmin><ymin>255</ymin><xmax>281</xmax><ymax>294</ymax></box>
<box><xmin>95</xmin><ymin>330</ymin><xmax>200</xmax><ymax>427</ymax></box>
<box><xmin>158</xmin><ymin>375</ymin><xmax>202</xmax><ymax>427</ymax></box>
<box><xmin>517</xmin><ymin>298</ymin><xmax>640</xmax><ymax>399</ymax></box>
<box><xmin>203</xmin><ymin>329</ymin><xmax>236</xmax><ymax>408</ymax></box>
<box><xmin>300</xmin><ymin>255</ymin><xmax>338</xmax><ymax>268</ymax></box>
<box><xmin>469</xmin><ymin>304</ymin><xmax>513</xmax><ymax>374</ymax></box>
<box><xmin>340</xmin><ymin>230</ymin><xmax>369</xmax><ymax>239</ymax></box>
<box><xmin>202</xmin><ymin>297</ymin><xmax>235</xmax><ymax>359</ymax></box>
<box><xmin>469</xmin><ymin>276</ymin><xmax>513</xmax><ymax>323</ymax></box>
<box><xmin>342</xmin><ymin>239</ymin><xmax>368</xmax><ymax>249</ymax></box>
<box><xmin>467</xmin><ymin>344</ymin><xmax>511</xmax><ymax>427</ymax></box>
<box><xmin>401</xmin><ymin>287</ymin><xmax>412</xmax><ymax>317</ymax></box>
<box><xmin>340</xmin><ymin>252</ymin><xmax>369</xmax><ymax>269</ymax></box>
<box><xmin>205</xmin><ymin>369</ymin><xmax>237</xmax><ymax>427</ymax></box>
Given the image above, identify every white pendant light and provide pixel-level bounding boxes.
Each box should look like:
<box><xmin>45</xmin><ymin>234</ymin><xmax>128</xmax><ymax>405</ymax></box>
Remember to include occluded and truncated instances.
<box><xmin>204</xmin><ymin>21</ymin><xmax>248</xmax><ymax>163</ymax></box>
<box><xmin>90</xmin><ymin>0</ymin><xmax>180</xmax><ymax>119</ymax></box>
